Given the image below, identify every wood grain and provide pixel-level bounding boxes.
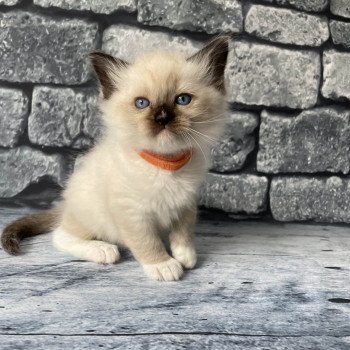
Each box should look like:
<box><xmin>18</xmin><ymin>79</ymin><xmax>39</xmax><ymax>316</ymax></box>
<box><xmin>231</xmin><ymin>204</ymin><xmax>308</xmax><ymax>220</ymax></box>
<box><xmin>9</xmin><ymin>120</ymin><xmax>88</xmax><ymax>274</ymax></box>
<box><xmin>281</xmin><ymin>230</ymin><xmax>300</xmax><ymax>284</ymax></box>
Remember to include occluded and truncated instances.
<box><xmin>1</xmin><ymin>207</ymin><xmax>349</xmax><ymax>349</ymax></box>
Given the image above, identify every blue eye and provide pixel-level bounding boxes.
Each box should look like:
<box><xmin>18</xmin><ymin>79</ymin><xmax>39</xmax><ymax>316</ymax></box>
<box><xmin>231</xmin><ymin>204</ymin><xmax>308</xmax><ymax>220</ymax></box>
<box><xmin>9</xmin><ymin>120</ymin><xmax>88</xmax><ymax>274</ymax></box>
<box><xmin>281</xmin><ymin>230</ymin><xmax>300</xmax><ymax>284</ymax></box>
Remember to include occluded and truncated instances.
<box><xmin>175</xmin><ymin>94</ymin><xmax>192</xmax><ymax>105</ymax></box>
<box><xmin>135</xmin><ymin>98</ymin><xmax>150</xmax><ymax>109</ymax></box>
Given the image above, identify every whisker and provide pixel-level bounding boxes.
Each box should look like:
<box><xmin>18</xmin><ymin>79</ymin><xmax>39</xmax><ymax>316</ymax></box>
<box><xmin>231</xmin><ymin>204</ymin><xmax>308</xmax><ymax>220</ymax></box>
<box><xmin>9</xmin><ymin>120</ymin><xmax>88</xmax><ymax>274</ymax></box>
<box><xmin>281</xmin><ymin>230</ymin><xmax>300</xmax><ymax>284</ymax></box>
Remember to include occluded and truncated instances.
<box><xmin>191</xmin><ymin>117</ymin><xmax>227</xmax><ymax>124</ymax></box>
<box><xmin>180</xmin><ymin>131</ymin><xmax>192</xmax><ymax>149</ymax></box>
<box><xmin>182</xmin><ymin>128</ymin><xmax>213</xmax><ymax>147</ymax></box>
<box><xmin>187</xmin><ymin>127</ymin><xmax>219</xmax><ymax>143</ymax></box>
<box><xmin>190</xmin><ymin>111</ymin><xmax>226</xmax><ymax>122</ymax></box>
<box><xmin>187</xmin><ymin>132</ymin><xmax>207</xmax><ymax>163</ymax></box>
<box><xmin>179</xmin><ymin>131</ymin><xmax>195</xmax><ymax>168</ymax></box>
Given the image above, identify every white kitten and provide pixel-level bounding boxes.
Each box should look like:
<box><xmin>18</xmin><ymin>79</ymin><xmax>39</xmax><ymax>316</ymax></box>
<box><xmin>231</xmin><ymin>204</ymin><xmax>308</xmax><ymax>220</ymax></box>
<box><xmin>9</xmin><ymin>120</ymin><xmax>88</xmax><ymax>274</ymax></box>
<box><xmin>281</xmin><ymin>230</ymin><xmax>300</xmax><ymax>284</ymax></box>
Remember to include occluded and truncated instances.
<box><xmin>1</xmin><ymin>37</ymin><xmax>229</xmax><ymax>281</ymax></box>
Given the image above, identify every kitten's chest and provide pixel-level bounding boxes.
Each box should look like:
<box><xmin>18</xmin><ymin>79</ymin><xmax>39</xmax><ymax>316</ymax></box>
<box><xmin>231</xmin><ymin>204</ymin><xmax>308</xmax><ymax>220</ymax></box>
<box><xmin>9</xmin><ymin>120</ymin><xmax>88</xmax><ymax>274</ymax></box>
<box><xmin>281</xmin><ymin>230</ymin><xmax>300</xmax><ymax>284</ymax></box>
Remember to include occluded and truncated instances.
<box><xmin>113</xmin><ymin>151</ymin><xmax>206</xmax><ymax>226</ymax></box>
<box><xmin>141</xmin><ymin>171</ymin><xmax>198</xmax><ymax>225</ymax></box>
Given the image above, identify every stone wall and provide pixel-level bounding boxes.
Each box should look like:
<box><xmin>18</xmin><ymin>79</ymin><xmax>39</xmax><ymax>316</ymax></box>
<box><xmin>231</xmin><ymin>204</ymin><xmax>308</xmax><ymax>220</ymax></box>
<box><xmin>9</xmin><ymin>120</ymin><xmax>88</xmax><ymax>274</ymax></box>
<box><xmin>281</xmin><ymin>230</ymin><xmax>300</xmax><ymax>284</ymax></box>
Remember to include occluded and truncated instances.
<box><xmin>1</xmin><ymin>0</ymin><xmax>350</xmax><ymax>223</ymax></box>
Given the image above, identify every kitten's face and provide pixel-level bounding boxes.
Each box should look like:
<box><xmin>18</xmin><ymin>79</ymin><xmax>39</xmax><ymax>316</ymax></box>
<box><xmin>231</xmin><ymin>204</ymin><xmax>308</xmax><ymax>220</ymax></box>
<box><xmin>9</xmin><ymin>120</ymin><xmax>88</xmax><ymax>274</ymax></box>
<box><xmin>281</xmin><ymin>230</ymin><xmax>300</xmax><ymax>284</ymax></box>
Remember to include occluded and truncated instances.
<box><xmin>91</xmin><ymin>37</ymin><xmax>229</xmax><ymax>154</ymax></box>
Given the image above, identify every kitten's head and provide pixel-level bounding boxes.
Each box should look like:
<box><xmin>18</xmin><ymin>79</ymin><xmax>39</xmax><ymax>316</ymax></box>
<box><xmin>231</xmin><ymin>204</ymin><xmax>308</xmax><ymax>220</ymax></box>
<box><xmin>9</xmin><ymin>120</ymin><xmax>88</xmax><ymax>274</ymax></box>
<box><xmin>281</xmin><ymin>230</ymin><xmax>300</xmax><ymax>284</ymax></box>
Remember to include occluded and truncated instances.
<box><xmin>90</xmin><ymin>37</ymin><xmax>229</xmax><ymax>154</ymax></box>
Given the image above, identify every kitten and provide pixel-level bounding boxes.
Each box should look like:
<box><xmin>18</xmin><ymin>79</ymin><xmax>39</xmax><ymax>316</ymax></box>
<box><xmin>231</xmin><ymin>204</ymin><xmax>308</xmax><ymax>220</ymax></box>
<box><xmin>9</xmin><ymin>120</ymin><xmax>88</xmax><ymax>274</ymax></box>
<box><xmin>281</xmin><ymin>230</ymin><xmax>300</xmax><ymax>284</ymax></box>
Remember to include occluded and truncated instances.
<box><xmin>1</xmin><ymin>37</ymin><xmax>229</xmax><ymax>281</ymax></box>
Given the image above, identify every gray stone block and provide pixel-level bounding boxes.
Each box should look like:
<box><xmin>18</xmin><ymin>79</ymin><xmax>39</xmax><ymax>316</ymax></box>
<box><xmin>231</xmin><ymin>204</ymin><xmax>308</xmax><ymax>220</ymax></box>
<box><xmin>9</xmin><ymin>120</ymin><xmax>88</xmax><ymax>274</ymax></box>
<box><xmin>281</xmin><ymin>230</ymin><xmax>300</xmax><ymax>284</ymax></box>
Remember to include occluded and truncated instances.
<box><xmin>199</xmin><ymin>173</ymin><xmax>269</xmax><ymax>214</ymax></box>
<box><xmin>0</xmin><ymin>147</ymin><xmax>65</xmax><ymax>198</ymax></box>
<box><xmin>0</xmin><ymin>12</ymin><xmax>99</xmax><ymax>84</ymax></box>
<box><xmin>257</xmin><ymin>108</ymin><xmax>350</xmax><ymax>174</ymax></box>
<box><xmin>29</xmin><ymin>86</ymin><xmax>102</xmax><ymax>148</ymax></box>
<box><xmin>72</xmin><ymin>109</ymin><xmax>103</xmax><ymax>149</ymax></box>
<box><xmin>270</xmin><ymin>176</ymin><xmax>350</xmax><ymax>223</ymax></box>
<box><xmin>330</xmin><ymin>0</ymin><xmax>350</xmax><ymax>19</ymax></box>
<box><xmin>102</xmin><ymin>24</ymin><xmax>200</xmax><ymax>61</ymax></box>
<box><xmin>322</xmin><ymin>50</ymin><xmax>350</xmax><ymax>101</ymax></box>
<box><xmin>226</xmin><ymin>41</ymin><xmax>320</xmax><ymax>109</ymax></box>
<box><xmin>211</xmin><ymin>112</ymin><xmax>258</xmax><ymax>173</ymax></box>
<box><xmin>261</xmin><ymin>0</ymin><xmax>328</xmax><ymax>12</ymax></box>
<box><xmin>245</xmin><ymin>5</ymin><xmax>329</xmax><ymax>47</ymax></box>
<box><xmin>330</xmin><ymin>20</ymin><xmax>350</xmax><ymax>49</ymax></box>
<box><xmin>137</xmin><ymin>0</ymin><xmax>242</xmax><ymax>34</ymax></box>
<box><xmin>0</xmin><ymin>88</ymin><xmax>29</xmax><ymax>147</ymax></box>
<box><xmin>0</xmin><ymin>0</ymin><xmax>21</xmax><ymax>4</ymax></box>
<box><xmin>33</xmin><ymin>0</ymin><xmax>136</xmax><ymax>14</ymax></box>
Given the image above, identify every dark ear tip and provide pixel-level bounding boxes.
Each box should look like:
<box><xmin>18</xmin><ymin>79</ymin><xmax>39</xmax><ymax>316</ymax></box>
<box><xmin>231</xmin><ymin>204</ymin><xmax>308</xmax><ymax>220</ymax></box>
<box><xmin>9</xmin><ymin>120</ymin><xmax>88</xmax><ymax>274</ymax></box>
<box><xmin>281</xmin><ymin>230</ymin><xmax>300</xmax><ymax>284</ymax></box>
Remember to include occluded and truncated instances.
<box><xmin>89</xmin><ymin>52</ymin><xmax>129</xmax><ymax>69</ymax></box>
<box><xmin>89</xmin><ymin>51</ymin><xmax>111</xmax><ymax>63</ymax></box>
<box><xmin>211</xmin><ymin>35</ymin><xmax>230</xmax><ymax>49</ymax></box>
<box><xmin>215</xmin><ymin>35</ymin><xmax>230</xmax><ymax>42</ymax></box>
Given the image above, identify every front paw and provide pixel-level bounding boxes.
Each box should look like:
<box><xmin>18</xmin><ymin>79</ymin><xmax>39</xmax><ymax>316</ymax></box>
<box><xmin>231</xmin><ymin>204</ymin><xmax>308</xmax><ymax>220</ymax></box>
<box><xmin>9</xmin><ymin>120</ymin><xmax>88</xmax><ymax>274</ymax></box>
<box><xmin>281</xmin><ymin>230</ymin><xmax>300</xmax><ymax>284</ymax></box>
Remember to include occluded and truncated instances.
<box><xmin>143</xmin><ymin>258</ymin><xmax>184</xmax><ymax>282</ymax></box>
<box><xmin>172</xmin><ymin>244</ymin><xmax>197</xmax><ymax>269</ymax></box>
<box><xmin>85</xmin><ymin>241</ymin><xmax>120</xmax><ymax>264</ymax></box>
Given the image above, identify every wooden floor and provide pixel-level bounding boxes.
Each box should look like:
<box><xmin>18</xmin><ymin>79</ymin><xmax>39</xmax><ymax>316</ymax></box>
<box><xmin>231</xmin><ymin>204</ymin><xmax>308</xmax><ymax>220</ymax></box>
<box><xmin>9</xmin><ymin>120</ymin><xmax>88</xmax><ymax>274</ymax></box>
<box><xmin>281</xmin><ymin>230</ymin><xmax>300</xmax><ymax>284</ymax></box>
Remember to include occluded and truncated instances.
<box><xmin>0</xmin><ymin>206</ymin><xmax>349</xmax><ymax>349</ymax></box>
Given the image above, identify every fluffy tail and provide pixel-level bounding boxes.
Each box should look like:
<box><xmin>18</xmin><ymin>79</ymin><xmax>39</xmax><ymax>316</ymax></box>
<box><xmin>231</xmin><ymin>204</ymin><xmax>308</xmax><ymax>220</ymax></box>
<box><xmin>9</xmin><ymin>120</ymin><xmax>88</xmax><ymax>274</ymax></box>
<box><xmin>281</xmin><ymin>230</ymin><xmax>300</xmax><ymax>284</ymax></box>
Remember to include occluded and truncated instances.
<box><xmin>1</xmin><ymin>208</ymin><xmax>60</xmax><ymax>255</ymax></box>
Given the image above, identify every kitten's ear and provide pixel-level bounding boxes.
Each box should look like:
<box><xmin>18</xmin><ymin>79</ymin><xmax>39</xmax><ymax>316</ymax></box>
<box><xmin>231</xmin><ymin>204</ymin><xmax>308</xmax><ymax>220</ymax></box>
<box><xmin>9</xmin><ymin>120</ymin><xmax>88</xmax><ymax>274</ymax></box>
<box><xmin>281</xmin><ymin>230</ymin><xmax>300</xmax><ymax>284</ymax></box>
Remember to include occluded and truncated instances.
<box><xmin>89</xmin><ymin>52</ymin><xmax>129</xmax><ymax>99</ymax></box>
<box><xmin>188</xmin><ymin>36</ymin><xmax>229</xmax><ymax>93</ymax></box>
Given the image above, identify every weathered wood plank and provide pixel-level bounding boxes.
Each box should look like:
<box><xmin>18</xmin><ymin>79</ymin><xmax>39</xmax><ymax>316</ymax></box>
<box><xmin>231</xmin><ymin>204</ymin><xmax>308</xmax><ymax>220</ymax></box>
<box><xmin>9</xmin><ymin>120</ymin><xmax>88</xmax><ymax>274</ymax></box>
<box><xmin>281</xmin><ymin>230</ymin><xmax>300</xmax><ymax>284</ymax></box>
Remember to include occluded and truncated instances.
<box><xmin>1</xmin><ymin>252</ymin><xmax>349</xmax><ymax>336</ymax></box>
<box><xmin>0</xmin><ymin>206</ymin><xmax>349</xmax><ymax>343</ymax></box>
<box><xmin>0</xmin><ymin>335</ymin><xmax>349</xmax><ymax>350</ymax></box>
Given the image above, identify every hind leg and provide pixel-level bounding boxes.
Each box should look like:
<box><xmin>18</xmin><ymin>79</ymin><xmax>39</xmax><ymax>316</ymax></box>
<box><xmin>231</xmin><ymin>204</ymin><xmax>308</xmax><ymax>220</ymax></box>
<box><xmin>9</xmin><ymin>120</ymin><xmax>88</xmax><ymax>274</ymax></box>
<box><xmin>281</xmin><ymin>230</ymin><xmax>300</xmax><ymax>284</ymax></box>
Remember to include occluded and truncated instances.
<box><xmin>52</xmin><ymin>220</ymin><xmax>120</xmax><ymax>264</ymax></box>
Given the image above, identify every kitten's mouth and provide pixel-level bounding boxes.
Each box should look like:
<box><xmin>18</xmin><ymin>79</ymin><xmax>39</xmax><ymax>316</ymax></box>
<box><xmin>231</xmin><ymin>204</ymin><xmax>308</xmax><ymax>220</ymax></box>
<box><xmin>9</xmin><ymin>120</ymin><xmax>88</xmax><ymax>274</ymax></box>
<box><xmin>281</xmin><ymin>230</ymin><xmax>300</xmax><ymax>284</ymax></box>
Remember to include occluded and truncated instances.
<box><xmin>155</xmin><ymin>126</ymin><xmax>176</xmax><ymax>138</ymax></box>
<box><xmin>150</xmin><ymin>124</ymin><xmax>183</xmax><ymax>146</ymax></box>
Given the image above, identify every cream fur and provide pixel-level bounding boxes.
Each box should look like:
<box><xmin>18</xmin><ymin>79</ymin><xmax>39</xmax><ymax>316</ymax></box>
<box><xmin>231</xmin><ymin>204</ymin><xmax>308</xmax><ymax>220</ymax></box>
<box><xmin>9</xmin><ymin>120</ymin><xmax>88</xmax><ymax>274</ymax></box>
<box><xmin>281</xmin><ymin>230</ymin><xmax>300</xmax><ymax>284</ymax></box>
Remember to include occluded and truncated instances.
<box><xmin>52</xmin><ymin>41</ymin><xmax>228</xmax><ymax>281</ymax></box>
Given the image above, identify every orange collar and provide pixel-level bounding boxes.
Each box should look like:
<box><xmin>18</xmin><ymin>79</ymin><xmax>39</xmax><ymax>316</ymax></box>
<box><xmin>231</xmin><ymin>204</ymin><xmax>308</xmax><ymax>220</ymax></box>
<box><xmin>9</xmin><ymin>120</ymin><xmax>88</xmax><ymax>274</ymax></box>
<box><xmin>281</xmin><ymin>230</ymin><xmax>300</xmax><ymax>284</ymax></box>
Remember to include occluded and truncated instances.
<box><xmin>137</xmin><ymin>149</ymin><xmax>192</xmax><ymax>171</ymax></box>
